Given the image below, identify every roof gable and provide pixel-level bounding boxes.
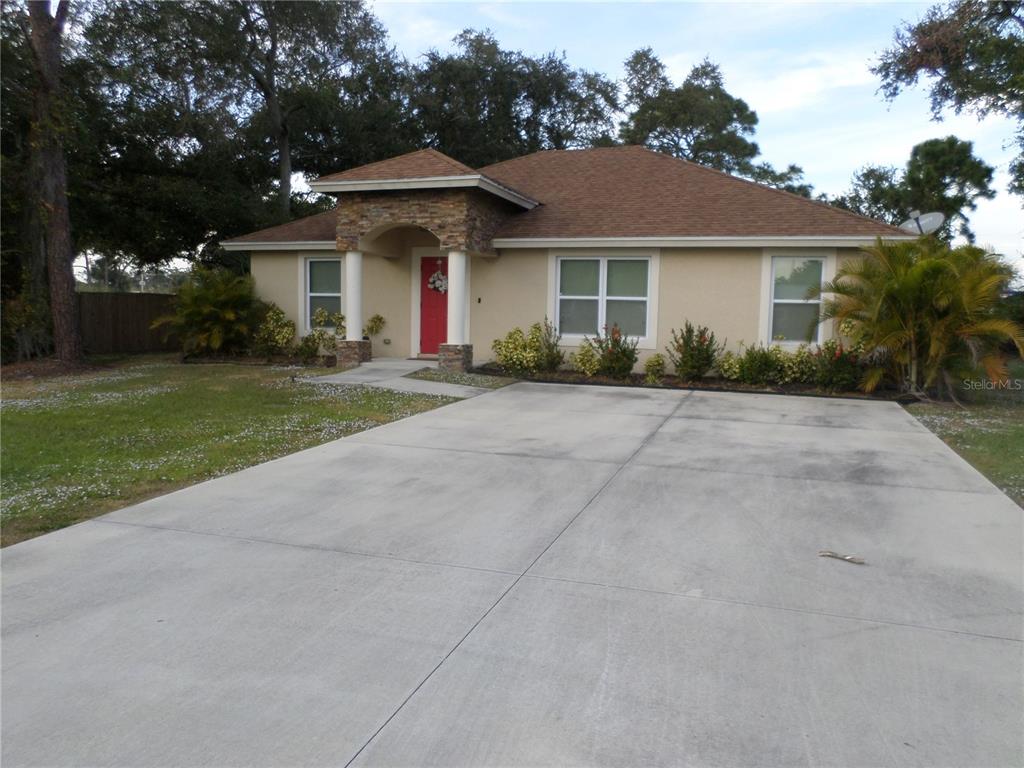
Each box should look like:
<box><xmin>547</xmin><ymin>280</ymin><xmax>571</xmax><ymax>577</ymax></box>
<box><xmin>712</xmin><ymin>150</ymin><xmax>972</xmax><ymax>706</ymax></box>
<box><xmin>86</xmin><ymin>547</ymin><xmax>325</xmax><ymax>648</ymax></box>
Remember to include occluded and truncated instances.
<box><xmin>316</xmin><ymin>148</ymin><xmax>476</xmax><ymax>182</ymax></box>
<box><xmin>478</xmin><ymin>146</ymin><xmax>907</xmax><ymax>239</ymax></box>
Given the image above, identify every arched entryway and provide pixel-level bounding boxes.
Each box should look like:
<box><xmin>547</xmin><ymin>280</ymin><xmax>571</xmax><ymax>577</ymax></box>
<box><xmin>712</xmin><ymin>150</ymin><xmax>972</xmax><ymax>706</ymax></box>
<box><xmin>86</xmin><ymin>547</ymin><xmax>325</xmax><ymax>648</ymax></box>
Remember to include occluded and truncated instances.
<box><xmin>358</xmin><ymin>222</ymin><xmax>463</xmax><ymax>359</ymax></box>
<box><xmin>333</xmin><ymin>187</ymin><xmax>514</xmax><ymax>370</ymax></box>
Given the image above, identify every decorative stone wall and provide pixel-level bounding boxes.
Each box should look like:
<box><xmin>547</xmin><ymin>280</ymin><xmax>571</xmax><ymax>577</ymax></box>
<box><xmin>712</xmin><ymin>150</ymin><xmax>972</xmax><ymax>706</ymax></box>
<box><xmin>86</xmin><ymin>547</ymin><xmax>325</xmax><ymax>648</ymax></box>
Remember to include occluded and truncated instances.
<box><xmin>438</xmin><ymin>344</ymin><xmax>473</xmax><ymax>373</ymax></box>
<box><xmin>336</xmin><ymin>188</ymin><xmax>518</xmax><ymax>255</ymax></box>
<box><xmin>336</xmin><ymin>339</ymin><xmax>371</xmax><ymax>366</ymax></box>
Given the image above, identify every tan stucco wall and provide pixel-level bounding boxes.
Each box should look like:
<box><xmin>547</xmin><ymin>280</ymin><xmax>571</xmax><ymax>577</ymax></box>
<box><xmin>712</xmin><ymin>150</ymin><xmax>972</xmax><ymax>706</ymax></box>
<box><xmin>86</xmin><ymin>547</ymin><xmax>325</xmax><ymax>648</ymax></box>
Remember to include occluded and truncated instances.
<box><xmin>362</xmin><ymin>253</ymin><xmax>411</xmax><ymax>358</ymax></box>
<box><xmin>251</xmin><ymin>243</ymin><xmax>866</xmax><ymax>367</ymax></box>
<box><xmin>249</xmin><ymin>249</ymin><xmax>413</xmax><ymax>356</ymax></box>
<box><xmin>657</xmin><ymin>247</ymin><xmax>762</xmax><ymax>355</ymax></box>
<box><xmin>470</xmin><ymin>249</ymin><xmax>549</xmax><ymax>362</ymax></box>
<box><xmin>250</xmin><ymin>252</ymin><xmax>301</xmax><ymax>341</ymax></box>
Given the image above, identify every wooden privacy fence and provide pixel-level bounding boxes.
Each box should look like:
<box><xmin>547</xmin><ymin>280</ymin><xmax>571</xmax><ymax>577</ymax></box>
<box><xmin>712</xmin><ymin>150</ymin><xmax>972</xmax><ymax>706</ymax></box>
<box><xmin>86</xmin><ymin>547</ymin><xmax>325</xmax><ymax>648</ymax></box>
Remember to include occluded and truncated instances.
<box><xmin>77</xmin><ymin>292</ymin><xmax>177</xmax><ymax>354</ymax></box>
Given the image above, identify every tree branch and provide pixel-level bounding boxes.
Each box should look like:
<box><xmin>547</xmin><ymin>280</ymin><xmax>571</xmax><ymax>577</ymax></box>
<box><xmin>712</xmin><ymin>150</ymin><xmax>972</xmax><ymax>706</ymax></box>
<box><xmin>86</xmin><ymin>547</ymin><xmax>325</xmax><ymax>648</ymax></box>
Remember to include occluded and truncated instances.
<box><xmin>53</xmin><ymin>0</ymin><xmax>70</xmax><ymax>33</ymax></box>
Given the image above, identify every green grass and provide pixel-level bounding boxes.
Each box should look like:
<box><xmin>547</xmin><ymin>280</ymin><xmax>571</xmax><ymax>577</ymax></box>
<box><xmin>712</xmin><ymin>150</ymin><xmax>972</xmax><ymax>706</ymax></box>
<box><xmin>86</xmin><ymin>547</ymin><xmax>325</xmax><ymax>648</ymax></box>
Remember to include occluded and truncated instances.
<box><xmin>905</xmin><ymin>362</ymin><xmax>1024</xmax><ymax>507</ymax></box>
<box><xmin>1</xmin><ymin>355</ymin><xmax>454</xmax><ymax>546</ymax></box>
<box><xmin>405</xmin><ymin>367</ymin><xmax>515</xmax><ymax>389</ymax></box>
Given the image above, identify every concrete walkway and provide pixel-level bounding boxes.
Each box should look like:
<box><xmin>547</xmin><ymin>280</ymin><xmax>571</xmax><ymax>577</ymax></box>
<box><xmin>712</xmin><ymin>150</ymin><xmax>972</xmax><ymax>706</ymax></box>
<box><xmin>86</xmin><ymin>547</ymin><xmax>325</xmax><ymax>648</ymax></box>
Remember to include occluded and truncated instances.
<box><xmin>2</xmin><ymin>384</ymin><xmax>1021</xmax><ymax>767</ymax></box>
<box><xmin>311</xmin><ymin>357</ymin><xmax>491</xmax><ymax>398</ymax></box>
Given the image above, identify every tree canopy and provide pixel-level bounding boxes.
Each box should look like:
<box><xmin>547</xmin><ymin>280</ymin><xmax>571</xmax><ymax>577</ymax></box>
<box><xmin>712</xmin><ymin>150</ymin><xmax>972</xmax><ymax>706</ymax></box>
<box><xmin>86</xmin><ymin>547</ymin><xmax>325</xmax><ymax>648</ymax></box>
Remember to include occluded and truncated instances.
<box><xmin>619</xmin><ymin>52</ymin><xmax>811</xmax><ymax>195</ymax></box>
<box><xmin>833</xmin><ymin>136</ymin><xmax>996</xmax><ymax>241</ymax></box>
<box><xmin>874</xmin><ymin>0</ymin><xmax>1024</xmax><ymax>194</ymax></box>
<box><xmin>0</xmin><ymin>1</ymin><xmax>1012</xmax><ymax>362</ymax></box>
<box><xmin>412</xmin><ymin>30</ymin><xmax>618</xmax><ymax>167</ymax></box>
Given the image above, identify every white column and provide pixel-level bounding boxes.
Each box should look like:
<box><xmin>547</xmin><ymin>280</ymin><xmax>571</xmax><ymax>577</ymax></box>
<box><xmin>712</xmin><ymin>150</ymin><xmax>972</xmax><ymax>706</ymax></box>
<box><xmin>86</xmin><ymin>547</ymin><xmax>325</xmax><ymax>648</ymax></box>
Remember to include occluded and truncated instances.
<box><xmin>345</xmin><ymin>250</ymin><xmax>362</xmax><ymax>341</ymax></box>
<box><xmin>446</xmin><ymin>250</ymin><xmax>467</xmax><ymax>345</ymax></box>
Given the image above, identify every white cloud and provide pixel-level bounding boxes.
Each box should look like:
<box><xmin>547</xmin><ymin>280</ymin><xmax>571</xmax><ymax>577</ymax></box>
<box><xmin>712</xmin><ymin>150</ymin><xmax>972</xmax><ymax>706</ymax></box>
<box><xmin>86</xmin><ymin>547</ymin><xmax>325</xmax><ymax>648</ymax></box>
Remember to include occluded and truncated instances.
<box><xmin>371</xmin><ymin>1</ymin><xmax>461</xmax><ymax>59</ymax></box>
<box><xmin>728</xmin><ymin>53</ymin><xmax>877</xmax><ymax>115</ymax></box>
<box><xmin>475</xmin><ymin>3</ymin><xmax>538</xmax><ymax>31</ymax></box>
<box><xmin>968</xmin><ymin>170</ymin><xmax>1024</xmax><ymax>269</ymax></box>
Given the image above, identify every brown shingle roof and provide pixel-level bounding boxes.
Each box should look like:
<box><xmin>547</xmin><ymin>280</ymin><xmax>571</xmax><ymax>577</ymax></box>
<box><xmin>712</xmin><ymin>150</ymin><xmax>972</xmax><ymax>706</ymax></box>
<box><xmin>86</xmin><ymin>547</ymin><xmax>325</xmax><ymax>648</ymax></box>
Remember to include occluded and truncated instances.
<box><xmin>316</xmin><ymin>148</ymin><xmax>476</xmax><ymax>182</ymax></box>
<box><xmin>223</xmin><ymin>209</ymin><xmax>336</xmax><ymax>244</ymax></box>
<box><xmin>479</xmin><ymin>146</ymin><xmax>906</xmax><ymax>239</ymax></box>
<box><xmin>226</xmin><ymin>145</ymin><xmax>909</xmax><ymax>246</ymax></box>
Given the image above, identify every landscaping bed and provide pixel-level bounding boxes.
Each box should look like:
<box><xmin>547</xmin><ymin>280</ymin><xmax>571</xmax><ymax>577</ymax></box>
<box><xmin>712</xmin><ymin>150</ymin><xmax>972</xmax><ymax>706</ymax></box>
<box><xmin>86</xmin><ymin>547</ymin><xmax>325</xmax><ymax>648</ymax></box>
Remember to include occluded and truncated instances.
<box><xmin>0</xmin><ymin>354</ymin><xmax>453</xmax><ymax>546</ymax></box>
<box><xmin>472</xmin><ymin>363</ymin><xmax>895</xmax><ymax>400</ymax></box>
<box><xmin>405</xmin><ymin>367</ymin><xmax>515</xmax><ymax>390</ymax></box>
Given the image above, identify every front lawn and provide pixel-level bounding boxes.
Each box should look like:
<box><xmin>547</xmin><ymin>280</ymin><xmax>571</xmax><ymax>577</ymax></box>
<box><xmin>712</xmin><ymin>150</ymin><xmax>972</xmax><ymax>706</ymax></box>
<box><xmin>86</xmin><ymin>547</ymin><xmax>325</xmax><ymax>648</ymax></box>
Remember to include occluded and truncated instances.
<box><xmin>905</xmin><ymin>363</ymin><xmax>1024</xmax><ymax>507</ymax></box>
<box><xmin>0</xmin><ymin>355</ymin><xmax>453</xmax><ymax>546</ymax></box>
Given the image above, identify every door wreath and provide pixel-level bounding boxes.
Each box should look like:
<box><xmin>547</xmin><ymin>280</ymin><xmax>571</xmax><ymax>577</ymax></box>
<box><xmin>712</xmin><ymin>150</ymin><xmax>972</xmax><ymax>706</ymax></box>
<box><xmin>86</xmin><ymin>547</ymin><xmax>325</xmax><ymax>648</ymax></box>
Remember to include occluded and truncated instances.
<box><xmin>427</xmin><ymin>270</ymin><xmax>448</xmax><ymax>293</ymax></box>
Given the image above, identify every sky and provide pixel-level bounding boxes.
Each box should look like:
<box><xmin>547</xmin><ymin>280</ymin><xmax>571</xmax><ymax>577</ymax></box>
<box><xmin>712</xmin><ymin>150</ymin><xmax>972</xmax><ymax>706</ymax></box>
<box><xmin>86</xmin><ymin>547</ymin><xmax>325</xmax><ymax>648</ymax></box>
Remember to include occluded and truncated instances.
<box><xmin>370</xmin><ymin>0</ymin><xmax>1023</xmax><ymax>270</ymax></box>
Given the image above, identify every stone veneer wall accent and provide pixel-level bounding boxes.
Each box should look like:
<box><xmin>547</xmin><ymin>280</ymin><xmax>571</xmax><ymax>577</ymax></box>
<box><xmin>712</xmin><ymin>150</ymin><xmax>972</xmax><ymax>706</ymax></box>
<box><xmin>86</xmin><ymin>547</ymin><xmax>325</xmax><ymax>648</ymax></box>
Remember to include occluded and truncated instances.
<box><xmin>336</xmin><ymin>339</ymin><xmax>371</xmax><ymax>366</ymax></box>
<box><xmin>438</xmin><ymin>344</ymin><xmax>473</xmax><ymax>373</ymax></box>
<box><xmin>336</xmin><ymin>188</ymin><xmax>518</xmax><ymax>254</ymax></box>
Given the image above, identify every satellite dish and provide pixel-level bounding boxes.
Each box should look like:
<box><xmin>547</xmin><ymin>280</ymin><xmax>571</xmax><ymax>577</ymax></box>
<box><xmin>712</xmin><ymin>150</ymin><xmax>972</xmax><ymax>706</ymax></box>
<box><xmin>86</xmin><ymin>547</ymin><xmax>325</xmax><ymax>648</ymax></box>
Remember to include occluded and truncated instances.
<box><xmin>898</xmin><ymin>210</ymin><xmax>945</xmax><ymax>235</ymax></box>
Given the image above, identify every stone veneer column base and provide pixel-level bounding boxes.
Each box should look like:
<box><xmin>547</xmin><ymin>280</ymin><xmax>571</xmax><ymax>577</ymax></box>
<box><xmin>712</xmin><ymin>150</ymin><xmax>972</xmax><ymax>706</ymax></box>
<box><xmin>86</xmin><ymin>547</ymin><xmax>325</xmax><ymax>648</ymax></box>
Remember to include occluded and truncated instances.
<box><xmin>336</xmin><ymin>339</ymin><xmax>371</xmax><ymax>366</ymax></box>
<box><xmin>438</xmin><ymin>344</ymin><xmax>473</xmax><ymax>373</ymax></box>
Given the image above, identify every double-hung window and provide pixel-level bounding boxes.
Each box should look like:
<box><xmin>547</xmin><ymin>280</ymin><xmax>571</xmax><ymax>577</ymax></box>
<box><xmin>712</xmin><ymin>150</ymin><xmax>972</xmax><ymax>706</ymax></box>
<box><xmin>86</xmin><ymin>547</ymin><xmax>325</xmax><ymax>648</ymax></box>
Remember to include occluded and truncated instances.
<box><xmin>770</xmin><ymin>256</ymin><xmax>823</xmax><ymax>343</ymax></box>
<box><xmin>307</xmin><ymin>258</ymin><xmax>342</xmax><ymax>329</ymax></box>
<box><xmin>557</xmin><ymin>257</ymin><xmax>649</xmax><ymax>338</ymax></box>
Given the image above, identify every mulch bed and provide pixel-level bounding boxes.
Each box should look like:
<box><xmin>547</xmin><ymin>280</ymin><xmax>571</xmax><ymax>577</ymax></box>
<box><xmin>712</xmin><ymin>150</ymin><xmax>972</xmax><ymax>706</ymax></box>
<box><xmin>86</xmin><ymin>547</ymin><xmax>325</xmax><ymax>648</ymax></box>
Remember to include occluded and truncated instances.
<box><xmin>472</xmin><ymin>364</ymin><xmax>911</xmax><ymax>403</ymax></box>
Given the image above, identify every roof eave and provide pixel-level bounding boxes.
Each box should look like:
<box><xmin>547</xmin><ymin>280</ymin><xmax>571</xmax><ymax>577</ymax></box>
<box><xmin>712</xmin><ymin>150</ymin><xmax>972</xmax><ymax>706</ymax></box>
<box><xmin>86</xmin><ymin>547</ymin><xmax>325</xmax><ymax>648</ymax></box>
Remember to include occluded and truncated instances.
<box><xmin>220</xmin><ymin>240</ymin><xmax>336</xmax><ymax>252</ymax></box>
<box><xmin>308</xmin><ymin>174</ymin><xmax>539</xmax><ymax>210</ymax></box>
<box><xmin>491</xmin><ymin>235</ymin><xmax>915</xmax><ymax>249</ymax></box>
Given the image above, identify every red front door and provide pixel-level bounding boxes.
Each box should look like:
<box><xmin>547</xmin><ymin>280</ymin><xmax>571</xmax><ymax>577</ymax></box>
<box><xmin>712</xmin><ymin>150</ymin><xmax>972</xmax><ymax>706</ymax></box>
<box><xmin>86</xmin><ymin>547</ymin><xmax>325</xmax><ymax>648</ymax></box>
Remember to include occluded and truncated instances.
<box><xmin>420</xmin><ymin>257</ymin><xmax>448</xmax><ymax>355</ymax></box>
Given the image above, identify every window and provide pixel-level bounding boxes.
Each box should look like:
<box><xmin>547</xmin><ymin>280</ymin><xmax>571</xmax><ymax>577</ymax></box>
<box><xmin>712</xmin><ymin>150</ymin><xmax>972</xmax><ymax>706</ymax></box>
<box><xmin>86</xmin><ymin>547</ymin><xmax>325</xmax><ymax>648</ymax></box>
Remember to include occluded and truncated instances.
<box><xmin>771</xmin><ymin>256</ymin><xmax>823</xmax><ymax>343</ymax></box>
<box><xmin>557</xmin><ymin>257</ymin><xmax>649</xmax><ymax>337</ymax></box>
<box><xmin>307</xmin><ymin>259</ymin><xmax>342</xmax><ymax>328</ymax></box>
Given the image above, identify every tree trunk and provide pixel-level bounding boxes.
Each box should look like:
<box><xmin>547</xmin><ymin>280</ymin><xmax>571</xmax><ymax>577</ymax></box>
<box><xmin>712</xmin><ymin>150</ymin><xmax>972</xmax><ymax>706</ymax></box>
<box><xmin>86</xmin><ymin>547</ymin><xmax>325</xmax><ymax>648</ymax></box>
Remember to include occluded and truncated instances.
<box><xmin>26</xmin><ymin>0</ymin><xmax>82</xmax><ymax>365</ymax></box>
<box><xmin>268</xmin><ymin>92</ymin><xmax>291</xmax><ymax>217</ymax></box>
<box><xmin>238</xmin><ymin>3</ymin><xmax>290</xmax><ymax>219</ymax></box>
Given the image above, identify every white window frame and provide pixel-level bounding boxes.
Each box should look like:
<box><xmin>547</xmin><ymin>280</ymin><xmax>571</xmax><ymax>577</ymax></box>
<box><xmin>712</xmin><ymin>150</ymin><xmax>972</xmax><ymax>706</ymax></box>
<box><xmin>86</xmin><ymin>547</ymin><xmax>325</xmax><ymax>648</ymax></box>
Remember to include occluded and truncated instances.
<box><xmin>766</xmin><ymin>253</ymin><xmax>828</xmax><ymax>346</ymax></box>
<box><xmin>304</xmin><ymin>256</ymin><xmax>344</xmax><ymax>333</ymax></box>
<box><xmin>553</xmin><ymin>254</ymin><xmax>654</xmax><ymax>346</ymax></box>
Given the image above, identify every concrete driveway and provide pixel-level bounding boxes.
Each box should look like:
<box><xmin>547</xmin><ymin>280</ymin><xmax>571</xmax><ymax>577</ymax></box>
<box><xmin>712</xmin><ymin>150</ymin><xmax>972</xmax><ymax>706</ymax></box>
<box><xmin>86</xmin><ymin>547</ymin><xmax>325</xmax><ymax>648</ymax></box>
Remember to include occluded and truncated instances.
<box><xmin>3</xmin><ymin>383</ymin><xmax>1021</xmax><ymax>767</ymax></box>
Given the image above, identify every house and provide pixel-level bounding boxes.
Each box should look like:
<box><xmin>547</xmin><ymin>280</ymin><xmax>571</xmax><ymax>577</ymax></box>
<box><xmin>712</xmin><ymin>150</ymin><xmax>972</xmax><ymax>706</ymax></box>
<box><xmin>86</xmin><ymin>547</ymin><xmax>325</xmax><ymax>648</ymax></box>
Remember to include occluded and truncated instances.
<box><xmin>221</xmin><ymin>146</ymin><xmax>911</xmax><ymax>371</ymax></box>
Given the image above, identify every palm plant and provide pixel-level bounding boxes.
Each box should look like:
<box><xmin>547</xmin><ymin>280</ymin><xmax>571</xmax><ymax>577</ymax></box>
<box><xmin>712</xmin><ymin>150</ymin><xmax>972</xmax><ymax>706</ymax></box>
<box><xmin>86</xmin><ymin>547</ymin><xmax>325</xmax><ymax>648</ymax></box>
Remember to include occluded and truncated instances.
<box><xmin>152</xmin><ymin>268</ymin><xmax>259</xmax><ymax>356</ymax></box>
<box><xmin>816</xmin><ymin>238</ymin><xmax>1024</xmax><ymax>399</ymax></box>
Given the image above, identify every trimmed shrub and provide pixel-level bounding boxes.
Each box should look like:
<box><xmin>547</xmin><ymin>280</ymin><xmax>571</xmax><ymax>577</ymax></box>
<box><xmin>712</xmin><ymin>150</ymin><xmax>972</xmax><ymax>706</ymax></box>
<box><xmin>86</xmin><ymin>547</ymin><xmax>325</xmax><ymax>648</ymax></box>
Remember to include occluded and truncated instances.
<box><xmin>776</xmin><ymin>344</ymin><xmax>817</xmax><ymax>385</ymax></box>
<box><xmin>252</xmin><ymin>304</ymin><xmax>295</xmax><ymax>358</ymax></box>
<box><xmin>295</xmin><ymin>332</ymin><xmax>325</xmax><ymax>363</ymax></box>
<box><xmin>736</xmin><ymin>344</ymin><xmax>781</xmax><ymax>386</ymax></box>
<box><xmin>666</xmin><ymin>321</ymin><xmax>723</xmax><ymax>381</ymax></box>
<box><xmin>492</xmin><ymin>327</ymin><xmax>538</xmax><ymax>374</ymax></box>
<box><xmin>715</xmin><ymin>350</ymin><xmax>742</xmax><ymax>381</ymax></box>
<box><xmin>297</xmin><ymin>306</ymin><xmax>343</xmax><ymax>363</ymax></box>
<box><xmin>814</xmin><ymin>339</ymin><xmax>861</xmax><ymax>391</ymax></box>
<box><xmin>591</xmin><ymin>324</ymin><xmax>639</xmax><ymax>379</ymax></box>
<box><xmin>569</xmin><ymin>339</ymin><xmax>600</xmax><ymax>377</ymax></box>
<box><xmin>492</xmin><ymin>318</ymin><xmax>563</xmax><ymax>375</ymax></box>
<box><xmin>716</xmin><ymin>342</ymin><xmax>862</xmax><ymax>391</ymax></box>
<box><xmin>529</xmin><ymin>318</ymin><xmax>564</xmax><ymax>373</ymax></box>
<box><xmin>312</xmin><ymin>306</ymin><xmax>345</xmax><ymax>338</ymax></box>
<box><xmin>644</xmin><ymin>353</ymin><xmax>667</xmax><ymax>385</ymax></box>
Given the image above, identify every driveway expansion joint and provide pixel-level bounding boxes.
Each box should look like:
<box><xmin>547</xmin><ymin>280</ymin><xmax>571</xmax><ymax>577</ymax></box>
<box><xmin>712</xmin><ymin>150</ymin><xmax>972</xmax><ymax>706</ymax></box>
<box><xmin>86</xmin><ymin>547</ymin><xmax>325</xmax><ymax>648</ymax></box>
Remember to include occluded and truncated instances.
<box><xmin>342</xmin><ymin>391</ymin><xmax>696</xmax><ymax>766</ymax></box>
